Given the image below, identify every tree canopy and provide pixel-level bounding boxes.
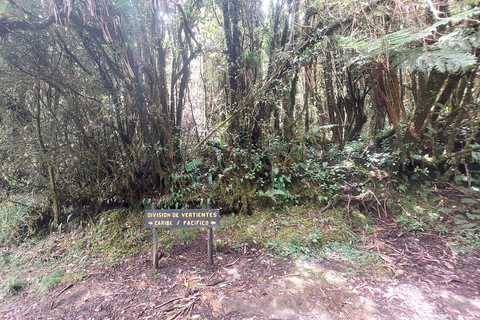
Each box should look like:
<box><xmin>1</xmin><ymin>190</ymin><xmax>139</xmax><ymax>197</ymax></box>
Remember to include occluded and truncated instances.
<box><xmin>0</xmin><ymin>0</ymin><xmax>479</xmax><ymax>235</ymax></box>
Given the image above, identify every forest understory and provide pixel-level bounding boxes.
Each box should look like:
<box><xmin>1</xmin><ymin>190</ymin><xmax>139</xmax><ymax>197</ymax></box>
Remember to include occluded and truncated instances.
<box><xmin>1</xmin><ymin>154</ymin><xmax>480</xmax><ymax>319</ymax></box>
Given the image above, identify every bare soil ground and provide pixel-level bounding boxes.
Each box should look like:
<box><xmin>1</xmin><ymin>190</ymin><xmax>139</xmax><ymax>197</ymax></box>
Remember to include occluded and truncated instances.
<box><xmin>1</xmin><ymin>216</ymin><xmax>480</xmax><ymax>320</ymax></box>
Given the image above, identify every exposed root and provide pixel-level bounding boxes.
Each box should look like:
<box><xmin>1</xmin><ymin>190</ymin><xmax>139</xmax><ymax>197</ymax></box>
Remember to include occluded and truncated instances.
<box><xmin>346</xmin><ymin>190</ymin><xmax>388</xmax><ymax>218</ymax></box>
<box><xmin>156</xmin><ymin>292</ymin><xmax>201</xmax><ymax>319</ymax></box>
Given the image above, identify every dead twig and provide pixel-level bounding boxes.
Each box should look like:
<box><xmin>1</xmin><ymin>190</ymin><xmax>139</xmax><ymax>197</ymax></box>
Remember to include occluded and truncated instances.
<box><xmin>360</xmin><ymin>141</ymin><xmax>372</xmax><ymax>158</ymax></box>
<box><xmin>318</xmin><ymin>202</ymin><xmax>332</xmax><ymax>214</ymax></box>
<box><xmin>186</xmin><ymin>277</ymin><xmax>202</xmax><ymax>282</ymax></box>
<box><xmin>122</xmin><ymin>302</ymin><xmax>146</xmax><ymax>313</ymax></box>
<box><xmin>0</xmin><ymin>308</ymin><xmax>16</xmax><ymax>314</ymax></box>
<box><xmin>277</xmin><ymin>273</ymin><xmax>301</xmax><ymax>279</ymax></box>
<box><xmin>318</xmin><ymin>286</ymin><xmax>327</xmax><ymax>297</ymax></box>
<box><xmin>225</xmin><ymin>257</ymin><xmax>241</xmax><ymax>267</ymax></box>
<box><xmin>50</xmin><ymin>283</ymin><xmax>74</xmax><ymax>309</ymax></box>
<box><xmin>352</xmin><ymin>282</ymin><xmax>367</xmax><ymax>292</ymax></box>
<box><xmin>56</xmin><ymin>283</ymin><xmax>73</xmax><ymax>297</ymax></box>
<box><xmin>446</xmin><ymin>243</ymin><xmax>458</xmax><ymax>260</ymax></box>
<box><xmin>198</xmin><ymin>279</ymin><xmax>228</xmax><ymax>287</ymax></box>
<box><xmin>160</xmin><ymin>293</ymin><xmax>201</xmax><ymax>320</ymax></box>
<box><xmin>153</xmin><ymin>297</ymin><xmax>183</xmax><ymax>310</ymax></box>
<box><xmin>346</xmin><ymin>196</ymin><xmax>351</xmax><ymax>223</ymax></box>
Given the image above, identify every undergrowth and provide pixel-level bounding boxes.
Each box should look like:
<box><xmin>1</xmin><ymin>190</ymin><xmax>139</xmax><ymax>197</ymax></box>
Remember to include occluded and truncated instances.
<box><xmin>215</xmin><ymin>205</ymin><xmax>378</xmax><ymax>263</ymax></box>
<box><xmin>0</xmin><ymin>209</ymin><xmax>151</xmax><ymax>300</ymax></box>
<box><xmin>0</xmin><ymin>194</ymin><xmax>39</xmax><ymax>245</ymax></box>
<box><xmin>1</xmin><ymin>137</ymin><xmax>480</xmax><ymax>301</ymax></box>
<box><xmin>0</xmin><ymin>277</ymin><xmax>26</xmax><ymax>298</ymax></box>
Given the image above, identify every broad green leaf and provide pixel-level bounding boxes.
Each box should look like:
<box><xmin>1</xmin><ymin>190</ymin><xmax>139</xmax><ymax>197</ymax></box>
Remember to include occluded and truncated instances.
<box><xmin>466</xmin><ymin>213</ymin><xmax>480</xmax><ymax>220</ymax></box>
<box><xmin>269</xmin><ymin>189</ymin><xmax>287</xmax><ymax>196</ymax></box>
<box><xmin>0</xmin><ymin>1</ymin><xmax>9</xmax><ymax>14</ymax></box>
<box><xmin>461</xmin><ymin>198</ymin><xmax>478</xmax><ymax>204</ymax></box>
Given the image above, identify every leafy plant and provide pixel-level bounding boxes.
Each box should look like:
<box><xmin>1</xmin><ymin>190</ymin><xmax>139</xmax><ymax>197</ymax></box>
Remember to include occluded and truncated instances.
<box><xmin>328</xmin><ymin>243</ymin><xmax>381</xmax><ymax>266</ymax></box>
<box><xmin>340</xmin><ymin>7</ymin><xmax>480</xmax><ymax>72</ymax></box>
<box><xmin>169</xmin><ymin>158</ymin><xmax>204</xmax><ymax>202</ymax></box>
<box><xmin>1</xmin><ymin>277</ymin><xmax>26</xmax><ymax>298</ymax></box>
<box><xmin>266</xmin><ymin>239</ymin><xmax>317</xmax><ymax>258</ymax></box>
<box><xmin>40</xmin><ymin>269</ymin><xmax>65</xmax><ymax>291</ymax></box>
<box><xmin>397</xmin><ymin>215</ymin><xmax>428</xmax><ymax>234</ymax></box>
<box><xmin>307</xmin><ymin>229</ymin><xmax>323</xmax><ymax>247</ymax></box>
<box><xmin>0</xmin><ymin>194</ymin><xmax>37</xmax><ymax>245</ymax></box>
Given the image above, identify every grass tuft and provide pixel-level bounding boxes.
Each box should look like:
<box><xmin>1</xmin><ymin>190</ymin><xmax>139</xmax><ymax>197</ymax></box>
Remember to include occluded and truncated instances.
<box><xmin>1</xmin><ymin>277</ymin><xmax>26</xmax><ymax>298</ymax></box>
<box><xmin>41</xmin><ymin>269</ymin><xmax>65</xmax><ymax>291</ymax></box>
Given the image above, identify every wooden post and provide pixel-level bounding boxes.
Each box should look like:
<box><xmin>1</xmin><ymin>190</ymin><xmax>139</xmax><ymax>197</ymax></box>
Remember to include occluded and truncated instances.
<box><xmin>152</xmin><ymin>203</ymin><xmax>159</xmax><ymax>269</ymax></box>
<box><xmin>207</xmin><ymin>200</ymin><xmax>213</xmax><ymax>268</ymax></box>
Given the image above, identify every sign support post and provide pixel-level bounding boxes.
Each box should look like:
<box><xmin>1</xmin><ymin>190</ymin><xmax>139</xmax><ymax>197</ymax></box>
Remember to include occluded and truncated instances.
<box><xmin>207</xmin><ymin>201</ymin><xmax>213</xmax><ymax>268</ymax></box>
<box><xmin>152</xmin><ymin>203</ymin><xmax>159</xmax><ymax>269</ymax></box>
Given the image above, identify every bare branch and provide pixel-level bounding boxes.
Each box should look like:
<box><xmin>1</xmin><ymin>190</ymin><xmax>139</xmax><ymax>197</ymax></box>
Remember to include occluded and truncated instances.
<box><xmin>0</xmin><ymin>15</ymin><xmax>56</xmax><ymax>39</ymax></box>
<box><xmin>426</xmin><ymin>0</ymin><xmax>444</xmax><ymax>21</ymax></box>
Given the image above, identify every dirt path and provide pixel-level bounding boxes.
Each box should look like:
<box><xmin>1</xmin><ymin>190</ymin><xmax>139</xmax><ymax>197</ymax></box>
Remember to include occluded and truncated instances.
<box><xmin>1</xmin><ymin>221</ymin><xmax>480</xmax><ymax>320</ymax></box>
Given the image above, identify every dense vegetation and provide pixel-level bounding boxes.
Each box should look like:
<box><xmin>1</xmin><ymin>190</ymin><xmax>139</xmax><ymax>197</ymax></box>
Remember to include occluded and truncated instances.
<box><xmin>0</xmin><ymin>0</ymin><xmax>479</xmax><ymax>243</ymax></box>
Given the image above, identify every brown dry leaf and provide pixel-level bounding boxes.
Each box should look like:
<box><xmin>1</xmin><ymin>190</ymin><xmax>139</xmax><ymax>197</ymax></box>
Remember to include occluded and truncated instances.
<box><xmin>202</xmin><ymin>291</ymin><xmax>213</xmax><ymax>300</ymax></box>
<box><xmin>210</xmin><ymin>299</ymin><xmax>223</xmax><ymax>311</ymax></box>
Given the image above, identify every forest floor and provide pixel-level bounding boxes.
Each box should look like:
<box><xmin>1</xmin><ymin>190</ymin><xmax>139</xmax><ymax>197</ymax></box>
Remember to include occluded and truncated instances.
<box><xmin>1</xmin><ymin>213</ymin><xmax>480</xmax><ymax>320</ymax></box>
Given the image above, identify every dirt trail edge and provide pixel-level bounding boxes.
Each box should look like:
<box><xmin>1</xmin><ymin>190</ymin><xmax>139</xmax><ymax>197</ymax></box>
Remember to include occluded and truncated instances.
<box><xmin>1</xmin><ymin>227</ymin><xmax>480</xmax><ymax>320</ymax></box>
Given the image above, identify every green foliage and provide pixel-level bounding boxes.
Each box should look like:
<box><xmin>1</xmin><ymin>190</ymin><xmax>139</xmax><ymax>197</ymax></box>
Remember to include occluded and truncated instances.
<box><xmin>392</xmin><ymin>180</ymin><xmax>480</xmax><ymax>252</ymax></box>
<box><xmin>392</xmin><ymin>33</ymin><xmax>479</xmax><ymax>73</ymax></box>
<box><xmin>350</xmin><ymin>210</ymin><xmax>375</xmax><ymax>234</ymax></box>
<box><xmin>0</xmin><ymin>0</ymin><xmax>477</xmax><ymax>252</ymax></box>
<box><xmin>257</xmin><ymin>166</ymin><xmax>295</xmax><ymax>204</ymax></box>
<box><xmin>452</xmin><ymin>213</ymin><xmax>480</xmax><ymax>249</ymax></box>
<box><xmin>367</xmin><ymin>141</ymin><xmax>395</xmax><ymax>170</ymax></box>
<box><xmin>202</xmin><ymin>134</ymin><xmax>336</xmax><ymax>212</ymax></box>
<box><xmin>396</xmin><ymin>165</ymin><xmax>431</xmax><ymax>193</ymax></box>
<box><xmin>89</xmin><ymin>209</ymin><xmax>148</xmax><ymax>259</ymax></box>
<box><xmin>218</xmin><ymin>204</ymin><xmax>365</xmax><ymax>260</ymax></box>
<box><xmin>244</xmin><ymin>50</ymin><xmax>262</xmax><ymax>68</ymax></box>
<box><xmin>0</xmin><ymin>1</ymin><xmax>9</xmax><ymax>14</ymax></box>
<box><xmin>397</xmin><ymin>215</ymin><xmax>428</xmax><ymax>234</ymax></box>
<box><xmin>266</xmin><ymin>238</ymin><xmax>319</xmax><ymax>258</ymax></box>
<box><xmin>178</xmin><ymin>229</ymin><xmax>198</xmax><ymax>244</ymax></box>
<box><xmin>0</xmin><ymin>207</ymin><xmax>150</xmax><ymax>303</ymax></box>
<box><xmin>0</xmin><ymin>277</ymin><xmax>26</xmax><ymax>298</ymax></box>
<box><xmin>307</xmin><ymin>229</ymin><xmax>323</xmax><ymax>246</ymax></box>
<box><xmin>169</xmin><ymin>158</ymin><xmax>204</xmax><ymax>203</ymax></box>
<box><xmin>266</xmin><ymin>239</ymin><xmax>381</xmax><ymax>266</ymax></box>
<box><xmin>0</xmin><ymin>194</ymin><xmax>38</xmax><ymax>245</ymax></box>
<box><xmin>340</xmin><ymin>7</ymin><xmax>480</xmax><ymax>72</ymax></box>
<box><xmin>40</xmin><ymin>269</ymin><xmax>65</xmax><ymax>291</ymax></box>
<box><xmin>327</xmin><ymin>243</ymin><xmax>381</xmax><ymax>266</ymax></box>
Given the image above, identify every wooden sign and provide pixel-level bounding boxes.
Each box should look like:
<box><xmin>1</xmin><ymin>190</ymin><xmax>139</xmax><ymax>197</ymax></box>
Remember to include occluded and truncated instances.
<box><xmin>145</xmin><ymin>202</ymin><xmax>219</xmax><ymax>269</ymax></box>
<box><xmin>144</xmin><ymin>209</ymin><xmax>220</xmax><ymax>229</ymax></box>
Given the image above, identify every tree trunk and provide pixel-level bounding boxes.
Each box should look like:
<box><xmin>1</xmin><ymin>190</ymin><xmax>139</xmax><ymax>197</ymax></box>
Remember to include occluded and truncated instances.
<box><xmin>282</xmin><ymin>70</ymin><xmax>298</xmax><ymax>141</ymax></box>
<box><xmin>35</xmin><ymin>85</ymin><xmax>60</xmax><ymax>228</ymax></box>
<box><xmin>323</xmin><ymin>47</ymin><xmax>342</xmax><ymax>147</ymax></box>
<box><xmin>221</xmin><ymin>0</ymin><xmax>243</xmax><ymax>135</ymax></box>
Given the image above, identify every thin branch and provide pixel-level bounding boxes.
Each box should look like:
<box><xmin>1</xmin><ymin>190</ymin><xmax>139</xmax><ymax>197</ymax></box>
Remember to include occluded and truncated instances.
<box><xmin>426</xmin><ymin>0</ymin><xmax>444</xmax><ymax>21</ymax></box>
<box><xmin>190</xmin><ymin>104</ymin><xmax>249</xmax><ymax>155</ymax></box>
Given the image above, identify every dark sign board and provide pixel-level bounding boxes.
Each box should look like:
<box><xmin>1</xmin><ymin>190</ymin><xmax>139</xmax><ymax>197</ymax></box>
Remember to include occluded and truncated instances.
<box><xmin>144</xmin><ymin>209</ymin><xmax>220</xmax><ymax>229</ymax></box>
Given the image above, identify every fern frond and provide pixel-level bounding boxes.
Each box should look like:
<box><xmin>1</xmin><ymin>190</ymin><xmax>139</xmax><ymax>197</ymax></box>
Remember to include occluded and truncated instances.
<box><xmin>340</xmin><ymin>7</ymin><xmax>480</xmax><ymax>72</ymax></box>
<box><xmin>184</xmin><ymin>159</ymin><xmax>202</xmax><ymax>172</ymax></box>
<box><xmin>392</xmin><ymin>48</ymin><xmax>477</xmax><ymax>73</ymax></box>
